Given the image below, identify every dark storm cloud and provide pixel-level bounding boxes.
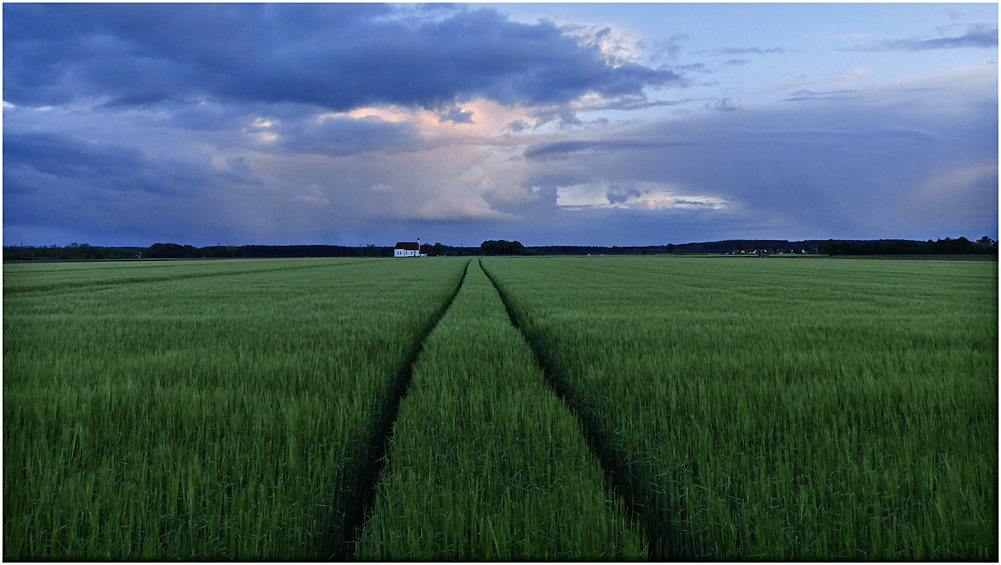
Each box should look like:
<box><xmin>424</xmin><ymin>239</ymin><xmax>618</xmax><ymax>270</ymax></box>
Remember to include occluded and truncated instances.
<box><xmin>438</xmin><ymin>107</ymin><xmax>475</xmax><ymax>124</ymax></box>
<box><xmin>525</xmin><ymin>119</ymin><xmax>949</xmax><ymax>162</ymax></box>
<box><xmin>4</xmin><ymin>131</ymin><xmax>266</xmax><ymax>245</ymax></box>
<box><xmin>523</xmin><ymin>137</ymin><xmax>693</xmax><ymax>160</ymax></box>
<box><xmin>606</xmin><ymin>185</ymin><xmax>642</xmax><ymax>204</ymax></box>
<box><xmin>163</xmin><ymin>101</ymin><xmax>324</xmax><ymax>133</ymax></box>
<box><xmin>166</xmin><ymin>103</ymin><xmax>257</xmax><ymax>132</ymax></box>
<box><xmin>677</xmin><ymin>63</ymin><xmax>709</xmax><ymax>73</ymax></box>
<box><xmin>504</xmin><ymin>119</ymin><xmax>532</xmax><ymax>133</ymax></box>
<box><xmin>4</xmin><ymin>4</ymin><xmax>682</xmax><ymax>111</ymax></box>
<box><xmin>3</xmin><ymin>132</ymin><xmax>260</xmax><ymax>197</ymax></box>
<box><xmin>704</xmin><ymin>98</ymin><xmax>738</xmax><ymax>112</ymax></box>
<box><xmin>529</xmin><ymin>106</ymin><xmax>583</xmax><ymax>128</ymax></box>
<box><xmin>96</xmin><ymin>92</ymin><xmax>177</xmax><ymax>110</ymax></box>
<box><xmin>844</xmin><ymin>25</ymin><xmax>998</xmax><ymax>51</ymax></box>
<box><xmin>575</xmin><ymin>94</ymin><xmax>705</xmax><ymax>112</ymax></box>
<box><xmin>3</xmin><ymin>132</ymin><xmax>257</xmax><ymax>196</ymax></box>
<box><xmin>267</xmin><ymin>116</ymin><xmax>427</xmax><ymax>156</ymax></box>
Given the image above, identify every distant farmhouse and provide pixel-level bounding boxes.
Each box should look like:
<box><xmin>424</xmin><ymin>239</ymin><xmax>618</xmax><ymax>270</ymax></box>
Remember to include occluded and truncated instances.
<box><xmin>394</xmin><ymin>239</ymin><xmax>427</xmax><ymax>257</ymax></box>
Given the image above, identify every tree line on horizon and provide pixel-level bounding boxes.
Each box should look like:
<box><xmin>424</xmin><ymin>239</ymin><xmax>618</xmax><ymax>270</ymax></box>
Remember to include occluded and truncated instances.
<box><xmin>817</xmin><ymin>236</ymin><xmax>996</xmax><ymax>256</ymax></box>
<box><xmin>3</xmin><ymin>236</ymin><xmax>996</xmax><ymax>261</ymax></box>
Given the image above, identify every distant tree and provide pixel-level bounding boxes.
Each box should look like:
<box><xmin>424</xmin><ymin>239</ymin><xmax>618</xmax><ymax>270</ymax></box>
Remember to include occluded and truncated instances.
<box><xmin>77</xmin><ymin>243</ymin><xmax>96</xmax><ymax>260</ymax></box>
<box><xmin>666</xmin><ymin>243</ymin><xmax>676</xmax><ymax>253</ymax></box>
<box><xmin>819</xmin><ymin>239</ymin><xmax>840</xmax><ymax>255</ymax></box>
<box><xmin>3</xmin><ymin>244</ymin><xmax>144</xmax><ymax>261</ymax></box>
<box><xmin>202</xmin><ymin>245</ymin><xmax>244</xmax><ymax>258</ymax></box>
<box><xmin>481</xmin><ymin>240</ymin><xmax>526</xmax><ymax>256</ymax></box>
<box><xmin>735</xmin><ymin>240</ymin><xmax>745</xmax><ymax>252</ymax></box>
<box><xmin>145</xmin><ymin>243</ymin><xmax>188</xmax><ymax>258</ymax></box>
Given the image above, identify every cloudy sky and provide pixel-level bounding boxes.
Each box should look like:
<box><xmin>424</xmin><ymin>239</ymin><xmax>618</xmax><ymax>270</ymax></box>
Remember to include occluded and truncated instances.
<box><xmin>3</xmin><ymin>3</ymin><xmax>997</xmax><ymax>247</ymax></box>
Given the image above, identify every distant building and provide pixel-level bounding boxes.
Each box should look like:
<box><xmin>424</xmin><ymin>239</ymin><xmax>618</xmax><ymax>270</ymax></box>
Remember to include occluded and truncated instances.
<box><xmin>394</xmin><ymin>238</ymin><xmax>426</xmax><ymax>257</ymax></box>
<box><xmin>758</xmin><ymin>250</ymin><xmax>770</xmax><ymax>258</ymax></box>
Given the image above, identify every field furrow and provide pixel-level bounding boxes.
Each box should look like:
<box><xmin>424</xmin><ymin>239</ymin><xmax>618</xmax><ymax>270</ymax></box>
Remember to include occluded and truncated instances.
<box><xmin>332</xmin><ymin>258</ymin><xmax>470</xmax><ymax>558</ymax></box>
<box><xmin>482</xmin><ymin>255</ymin><xmax>997</xmax><ymax>560</ymax></box>
<box><xmin>481</xmin><ymin>260</ymin><xmax>670</xmax><ymax>555</ymax></box>
<box><xmin>356</xmin><ymin>259</ymin><xmax>646</xmax><ymax>560</ymax></box>
<box><xmin>4</xmin><ymin>258</ymin><xmax>468</xmax><ymax>560</ymax></box>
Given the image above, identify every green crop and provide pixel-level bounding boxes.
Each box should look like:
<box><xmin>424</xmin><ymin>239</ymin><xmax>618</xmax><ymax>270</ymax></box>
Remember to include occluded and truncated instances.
<box><xmin>357</xmin><ymin>260</ymin><xmax>645</xmax><ymax>560</ymax></box>
<box><xmin>4</xmin><ymin>258</ymin><xmax>467</xmax><ymax>560</ymax></box>
<box><xmin>2</xmin><ymin>257</ymin><xmax>377</xmax><ymax>295</ymax></box>
<box><xmin>6</xmin><ymin>254</ymin><xmax>995</xmax><ymax>560</ymax></box>
<box><xmin>482</xmin><ymin>255</ymin><xmax>997</xmax><ymax>560</ymax></box>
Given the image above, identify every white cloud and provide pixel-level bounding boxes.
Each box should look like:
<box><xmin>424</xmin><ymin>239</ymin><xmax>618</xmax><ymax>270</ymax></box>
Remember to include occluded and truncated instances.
<box><xmin>293</xmin><ymin>183</ymin><xmax>330</xmax><ymax>205</ymax></box>
<box><xmin>562</xmin><ymin>23</ymin><xmax>645</xmax><ymax>67</ymax></box>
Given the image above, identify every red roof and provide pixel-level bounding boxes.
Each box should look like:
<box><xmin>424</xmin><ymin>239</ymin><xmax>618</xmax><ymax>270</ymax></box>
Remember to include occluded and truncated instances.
<box><xmin>395</xmin><ymin>241</ymin><xmax>420</xmax><ymax>250</ymax></box>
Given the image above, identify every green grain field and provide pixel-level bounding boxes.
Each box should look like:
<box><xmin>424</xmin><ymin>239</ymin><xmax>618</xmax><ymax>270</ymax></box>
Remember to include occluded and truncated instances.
<box><xmin>358</xmin><ymin>260</ymin><xmax>645</xmax><ymax>560</ymax></box>
<box><xmin>483</xmin><ymin>256</ymin><xmax>998</xmax><ymax>560</ymax></box>
<box><xmin>4</xmin><ymin>258</ymin><xmax>467</xmax><ymax>559</ymax></box>
<box><xmin>4</xmin><ymin>255</ymin><xmax>997</xmax><ymax>560</ymax></box>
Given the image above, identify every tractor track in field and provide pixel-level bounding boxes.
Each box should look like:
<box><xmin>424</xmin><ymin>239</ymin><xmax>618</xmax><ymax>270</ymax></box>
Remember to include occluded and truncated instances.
<box><xmin>329</xmin><ymin>258</ymin><xmax>471</xmax><ymax>560</ymax></box>
<box><xmin>481</xmin><ymin>260</ymin><xmax>683</xmax><ymax>560</ymax></box>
